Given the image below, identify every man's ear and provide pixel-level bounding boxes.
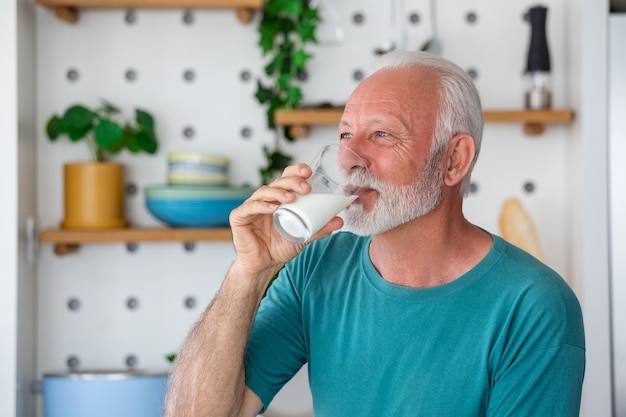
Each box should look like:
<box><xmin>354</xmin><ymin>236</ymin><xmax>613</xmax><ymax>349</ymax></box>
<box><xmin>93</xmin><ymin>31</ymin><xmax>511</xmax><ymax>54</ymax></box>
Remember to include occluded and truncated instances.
<box><xmin>443</xmin><ymin>133</ymin><xmax>476</xmax><ymax>187</ymax></box>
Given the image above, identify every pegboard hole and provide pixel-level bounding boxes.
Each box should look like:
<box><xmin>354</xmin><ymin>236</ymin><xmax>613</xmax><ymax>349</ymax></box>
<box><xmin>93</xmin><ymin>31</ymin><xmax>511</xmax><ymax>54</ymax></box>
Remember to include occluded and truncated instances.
<box><xmin>240</xmin><ymin>126</ymin><xmax>253</xmax><ymax>139</ymax></box>
<box><xmin>66</xmin><ymin>68</ymin><xmax>79</xmax><ymax>82</ymax></box>
<box><xmin>352</xmin><ymin>69</ymin><xmax>365</xmax><ymax>82</ymax></box>
<box><xmin>66</xmin><ymin>355</ymin><xmax>81</xmax><ymax>370</ymax></box>
<box><xmin>183</xmin><ymin>242</ymin><xmax>196</xmax><ymax>252</ymax></box>
<box><xmin>125</xmin><ymin>69</ymin><xmax>138</xmax><ymax>82</ymax></box>
<box><xmin>125</xmin><ymin>354</ymin><xmax>138</xmax><ymax>368</ymax></box>
<box><xmin>470</xmin><ymin>182</ymin><xmax>479</xmax><ymax>194</ymax></box>
<box><xmin>523</xmin><ymin>181</ymin><xmax>536</xmax><ymax>194</ymax></box>
<box><xmin>125</xmin><ymin>182</ymin><xmax>138</xmax><ymax>196</ymax></box>
<box><xmin>126</xmin><ymin>243</ymin><xmax>139</xmax><ymax>253</ymax></box>
<box><xmin>184</xmin><ymin>296</ymin><xmax>197</xmax><ymax>309</ymax></box>
<box><xmin>124</xmin><ymin>9</ymin><xmax>137</xmax><ymax>24</ymax></box>
<box><xmin>126</xmin><ymin>297</ymin><xmax>140</xmax><ymax>310</ymax></box>
<box><xmin>352</xmin><ymin>12</ymin><xmax>365</xmax><ymax>25</ymax></box>
<box><xmin>466</xmin><ymin>68</ymin><xmax>479</xmax><ymax>80</ymax></box>
<box><xmin>183</xmin><ymin>126</ymin><xmax>196</xmax><ymax>139</ymax></box>
<box><xmin>297</xmin><ymin>69</ymin><xmax>308</xmax><ymax>82</ymax></box>
<box><xmin>408</xmin><ymin>12</ymin><xmax>421</xmax><ymax>25</ymax></box>
<box><xmin>183</xmin><ymin>69</ymin><xmax>196</xmax><ymax>82</ymax></box>
<box><xmin>465</xmin><ymin>11</ymin><xmax>478</xmax><ymax>24</ymax></box>
<box><xmin>182</xmin><ymin>10</ymin><xmax>194</xmax><ymax>25</ymax></box>
<box><xmin>240</xmin><ymin>69</ymin><xmax>252</xmax><ymax>82</ymax></box>
<box><xmin>67</xmin><ymin>297</ymin><xmax>81</xmax><ymax>311</ymax></box>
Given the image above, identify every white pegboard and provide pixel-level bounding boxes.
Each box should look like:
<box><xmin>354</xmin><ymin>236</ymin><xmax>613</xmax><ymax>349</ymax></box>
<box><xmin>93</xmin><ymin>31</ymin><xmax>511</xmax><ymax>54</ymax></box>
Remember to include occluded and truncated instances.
<box><xmin>35</xmin><ymin>1</ymin><xmax>569</xmax><ymax>416</ymax></box>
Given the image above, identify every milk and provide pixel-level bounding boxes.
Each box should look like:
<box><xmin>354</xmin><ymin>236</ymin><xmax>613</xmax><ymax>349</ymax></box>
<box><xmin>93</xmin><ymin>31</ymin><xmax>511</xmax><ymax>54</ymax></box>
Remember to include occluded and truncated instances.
<box><xmin>273</xmin><ymin>193</ymin><xmax>357</xmax><ymax>244</ymax></box>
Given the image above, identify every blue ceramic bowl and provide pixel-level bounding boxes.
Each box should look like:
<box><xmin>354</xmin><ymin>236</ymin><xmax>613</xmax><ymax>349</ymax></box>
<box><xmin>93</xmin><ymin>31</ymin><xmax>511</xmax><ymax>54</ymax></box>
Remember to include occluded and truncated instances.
<box><xmin>145</xmin><ymin>185</ymin><xmax>253</xmax><ymax>228</ymax></box>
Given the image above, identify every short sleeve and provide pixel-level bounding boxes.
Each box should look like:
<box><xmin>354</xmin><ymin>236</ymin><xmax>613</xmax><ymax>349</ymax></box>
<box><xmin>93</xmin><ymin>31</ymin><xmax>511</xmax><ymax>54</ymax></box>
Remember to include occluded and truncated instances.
<box><xmin>245</xmin><ymin>266</ymin><xmax>308</xmax><ymax>410</ymax></box>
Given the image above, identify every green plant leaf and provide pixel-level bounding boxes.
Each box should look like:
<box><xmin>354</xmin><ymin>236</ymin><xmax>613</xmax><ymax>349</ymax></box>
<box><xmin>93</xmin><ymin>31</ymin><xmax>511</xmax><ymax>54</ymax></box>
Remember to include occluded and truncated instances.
<box><xmin>293</xmin><ymin>49</ymin><xmax>312</xmax><ymax>70</ymax></box>
<box><xmin>136</xmin><ymin>109</ymin><xmax>155</xmax><ymax>132</ymax></box>
<box><xmin>62</xmin><ymin>122</ymin><xmax>94</xmax><ymax>142</ymax></box>
<box><xmin>265</xmin><ymin>52</ymin><xmax>285</xmax><ymax>77</ymax></box>
<box><xmin>98</xmin><ymin>100</ymin><xmax>120</xmax><ymax>117</ymax></box>
<box><xmin>255</xmin><ymin>0</ymin><xmax>319</xmax><ymax>183</ymax></box>
<box><xmin>46</xmin><ymin>116</ymin><xmax>61</xmax><ymax>140</ymax></box>
<box><xmin>298</xmin><ymin>22</ymin><xmax>317</xmax><ymax>43</ymax></box>
<box><xmin>260</xmin><ymin>145</ymin><xmax>293</xmax><ymax>184</ymax></box>
<box><xmin>285</xmin><ymin>86</ymin><xmax>303</xmax><ymax>108</ymax></box>
<box><xmin>62</xmin><ymin>105</ymin><xmax>97</xmax><ymax>132</ymax></box>
<box><xmin>94</xmin><ymin>119</ymin><xmax>123</xmax><ymax>148</ymax></box>
<box><xmin>266</xmin><ymin>0</ymin><xmax>302</xmax><ymax>17</ymax></box>
<box><xmin>258</xmin><ymin>18</ymin><xmax>281</xmax><ymax>54</ymax></box>
<box><xmin>255</xmin><ymin>81</ymin><xmax>274</xmax><ymax>104</ymax></box>
<box><xmin>137</xmin><ymin>130</ymin><xmax>158</xmax><ymax>154</ymax></box>
<box><xmin>124</xmin><ymin>133</ymin><xmax>142</xmax><ymax>153</ymax></box>
<box><xmin>303</xmin><ymin>7</ymin><xmax>320</xmax><ymax>21</ymax></box>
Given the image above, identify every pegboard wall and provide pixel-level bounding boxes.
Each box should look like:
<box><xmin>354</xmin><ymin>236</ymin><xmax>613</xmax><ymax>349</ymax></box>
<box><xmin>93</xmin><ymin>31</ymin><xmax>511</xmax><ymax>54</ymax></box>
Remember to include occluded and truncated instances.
<box><xmin>35</xmin><ymin>0</ymin><xmax>569</xmax><ymax>415</ymax></box>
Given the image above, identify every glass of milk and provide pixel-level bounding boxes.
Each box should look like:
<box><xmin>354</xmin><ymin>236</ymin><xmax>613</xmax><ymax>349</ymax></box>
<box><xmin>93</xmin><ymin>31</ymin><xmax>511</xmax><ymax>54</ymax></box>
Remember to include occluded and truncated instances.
<box><xmin>272</xmin><ymin>144</ymin><xmax>367</xmax><ymax>244</ymax></box>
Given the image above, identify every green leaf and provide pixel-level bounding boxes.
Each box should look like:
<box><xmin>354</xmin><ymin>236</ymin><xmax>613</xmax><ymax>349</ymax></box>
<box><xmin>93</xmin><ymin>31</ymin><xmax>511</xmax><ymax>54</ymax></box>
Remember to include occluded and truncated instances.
<box><xmin>303</xmin><ymin>7</ymin><xmax>320</xmax><ymax>21</ymax></box>
<box><xmin>264</xmin><ymin>52</ymin><xmax>284</xmax><ymax>77</ymax></box>
<box><xmin>98</xmin><ymin>100</ymin><xmax>120</xmax><ymax>116</ymax></box>
<box><xmin>298</xmin><ymin>22</ymin><xmax>317</xmax><ymax>43</ymax></box>
<box><xmin>137</xmin><ymin>130</ymin><xmax>158</xmax><ymax>154</ymax></box>
<box><xmin>285</xmin><ymin>86</ymin><xmax>303</xmax><ymax>108</ymax></box>
<box><xmin>258</xmin><ymin>19</ymin><xmax>281</xmax><ymax>54</ymax></box>
<box><xmin>63</xmin><ymin>122</ymin><xmax>93</xmax><ymax>142</ymax></box>
<box><xmin>265</xmin><ymin>0</ymin><xmax>302</xmax><ymax>17</ymax></box>
<box><xmin>125</xmin><ymin>133</ymin><xmax>142</xmax><ymax>153</ymax></box>
<box><xmin>46</xmin><ymin>116</ymin><xmax>61</xmax><ymax>140</ymax></box>
<box><xmin>283</xmin><ymin>125</ymin><xmax>295</xmax><ymax>142</ymax></box>
<box><xmin>293</xmin><ymin>49</ymin><xmax>312</xmax><ymax>69</ymax></box>
<box><xmin>255</xmin><ymin>81</ymin><xmax>274</xmax><ymax>104</ymax></box>
<box><xmin>277</xmin><ymin>73</ymin><xmax>291</xmax><ymax>91</ymax></box>
<box><xmin>94</xmin><ymin>119</ymin><xmax>123</xmax><ymax>148</ymax></box>
<box><xmin>62</xmin><ymin>105</ymin><xmax>97</xmax><ymax>132</ymax></box>
<box><xmin>136</xmin><ymin>109</ymin><xmax>155</xmax><ymax>132</ymax></box>
<box><xmin>259</xmin><ymin>145</ymin><xmax>293</xmax><ymax>184</ymax></box>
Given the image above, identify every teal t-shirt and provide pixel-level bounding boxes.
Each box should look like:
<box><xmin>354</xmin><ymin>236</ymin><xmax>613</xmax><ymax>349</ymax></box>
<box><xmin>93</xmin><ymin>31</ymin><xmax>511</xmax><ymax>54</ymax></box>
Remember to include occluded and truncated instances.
<box><xmin>245</xmin><ymin>232</ymin><xmax>585</xmax><ymax>416</ymax></box>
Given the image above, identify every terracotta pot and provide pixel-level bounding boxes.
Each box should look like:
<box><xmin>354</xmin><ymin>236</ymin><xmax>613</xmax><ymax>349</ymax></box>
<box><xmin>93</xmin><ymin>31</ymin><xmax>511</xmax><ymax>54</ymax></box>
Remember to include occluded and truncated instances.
<box><xmin>62</xmin><ymin>162</ymin><xmax>128</xmax><ymax>229</ymax></box>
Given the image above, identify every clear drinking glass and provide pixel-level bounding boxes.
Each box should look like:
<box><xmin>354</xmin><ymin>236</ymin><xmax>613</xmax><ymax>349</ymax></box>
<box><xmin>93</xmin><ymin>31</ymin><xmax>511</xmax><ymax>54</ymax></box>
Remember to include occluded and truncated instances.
<box><xmin>272</xmin><ymin>144</ymin><xmax>367</xmax><ymax>244</ymax></box>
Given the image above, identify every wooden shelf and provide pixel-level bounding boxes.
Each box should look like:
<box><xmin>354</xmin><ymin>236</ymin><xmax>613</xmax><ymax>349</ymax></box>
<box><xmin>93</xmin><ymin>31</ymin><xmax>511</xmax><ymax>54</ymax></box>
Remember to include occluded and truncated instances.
<box><xmin>37</xmin><ymin>0</ymin><xmax>263</xmax><ymax>23</ymax></box>
<box><xmin>274</xmin><ymin>108</ymin><xmax>575</xmax><ymax>138</ymax></box>
<box><xmin>39</xmin><ymin>227</ymin><xmax>232</xmax><ymax>255</ymax></box>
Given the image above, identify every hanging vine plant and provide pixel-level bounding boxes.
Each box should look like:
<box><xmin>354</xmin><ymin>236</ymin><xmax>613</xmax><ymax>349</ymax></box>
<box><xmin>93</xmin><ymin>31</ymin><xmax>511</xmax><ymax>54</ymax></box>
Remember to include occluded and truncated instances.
<box><xmin>255</xmin><ymin>0</ymin><xmax>320</xmax><ymax>184</ymax></box>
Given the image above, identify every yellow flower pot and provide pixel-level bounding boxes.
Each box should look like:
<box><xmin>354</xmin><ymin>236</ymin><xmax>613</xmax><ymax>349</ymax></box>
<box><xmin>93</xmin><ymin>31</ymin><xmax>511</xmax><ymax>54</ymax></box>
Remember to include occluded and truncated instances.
<box><xmin>61</xmin><ymin>162</ymin><xmax>128</xmax><ymax>229</ymax></box>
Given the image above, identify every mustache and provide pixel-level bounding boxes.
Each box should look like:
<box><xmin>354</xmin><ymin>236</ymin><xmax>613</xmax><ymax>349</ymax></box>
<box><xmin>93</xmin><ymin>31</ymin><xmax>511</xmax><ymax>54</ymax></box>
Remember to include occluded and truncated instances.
<box><xmin>345</xmin><ymin>169</ymin><xmax>384</xmax><ymax>192</ymax></box>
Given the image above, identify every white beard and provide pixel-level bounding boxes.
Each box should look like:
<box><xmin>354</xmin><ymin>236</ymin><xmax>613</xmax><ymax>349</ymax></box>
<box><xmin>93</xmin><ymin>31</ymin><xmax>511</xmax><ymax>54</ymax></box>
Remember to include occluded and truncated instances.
<box><xmin>342</xmin><ymin>148</ymin><xmax>445</xmax><ymax>236</ymax></box>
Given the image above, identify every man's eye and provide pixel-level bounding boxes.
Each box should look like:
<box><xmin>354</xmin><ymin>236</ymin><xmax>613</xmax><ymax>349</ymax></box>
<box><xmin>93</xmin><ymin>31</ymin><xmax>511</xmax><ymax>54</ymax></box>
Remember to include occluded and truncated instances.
<box><xmin>376</xmin><ymin>131</ymin><xmax>389</xmax><ymax>137</ymax></box>
<box><xmin>340</xmin><ymin>133</ymin><xmax>352</xmax><ymax>140</ymax></box>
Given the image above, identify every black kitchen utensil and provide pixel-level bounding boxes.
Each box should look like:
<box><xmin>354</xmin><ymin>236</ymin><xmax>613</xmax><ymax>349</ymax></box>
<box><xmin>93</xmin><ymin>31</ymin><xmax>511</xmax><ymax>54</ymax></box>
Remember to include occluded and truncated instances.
<box><xmin>524</xmin><ymin>5</ymin><xmax>551</xmax><ymax>109</ymax></box>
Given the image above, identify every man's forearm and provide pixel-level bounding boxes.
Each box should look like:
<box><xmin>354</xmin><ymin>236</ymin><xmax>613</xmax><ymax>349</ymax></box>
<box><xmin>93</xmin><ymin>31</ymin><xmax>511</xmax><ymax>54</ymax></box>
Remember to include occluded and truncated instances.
<box><xmin>164</xmin><ymin>264</ymin><xmax>272</xmax><ymax>417</ymax></box>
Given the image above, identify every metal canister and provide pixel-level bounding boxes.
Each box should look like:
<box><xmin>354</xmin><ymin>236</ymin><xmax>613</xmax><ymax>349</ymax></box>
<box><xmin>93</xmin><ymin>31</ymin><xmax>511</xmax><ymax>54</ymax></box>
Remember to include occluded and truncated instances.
<box><xmin>42</xmin><ymin>370</ymin><xmax>169</xmax><ymax>417</ymax></box>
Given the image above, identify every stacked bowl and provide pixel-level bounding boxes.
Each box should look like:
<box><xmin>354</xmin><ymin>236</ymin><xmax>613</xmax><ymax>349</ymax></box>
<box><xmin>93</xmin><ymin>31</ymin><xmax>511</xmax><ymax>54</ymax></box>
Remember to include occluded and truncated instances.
<box><xmin>167</xmin><ymin>152</ymin><xmax>230</xmax><ymax>186</ymax></box>
<box><xmin>145</xmin><ymin>152</ymin><xmax>253</xmax><ymax>228</ymax></box>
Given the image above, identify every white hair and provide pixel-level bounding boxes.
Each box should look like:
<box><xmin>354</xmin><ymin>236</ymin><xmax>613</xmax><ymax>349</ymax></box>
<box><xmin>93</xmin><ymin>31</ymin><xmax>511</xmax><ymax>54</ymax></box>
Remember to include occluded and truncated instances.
<box><xmin>373</xmin><ymin>51</ymin><xmax>484</xmax><ymax>197</ymax></box>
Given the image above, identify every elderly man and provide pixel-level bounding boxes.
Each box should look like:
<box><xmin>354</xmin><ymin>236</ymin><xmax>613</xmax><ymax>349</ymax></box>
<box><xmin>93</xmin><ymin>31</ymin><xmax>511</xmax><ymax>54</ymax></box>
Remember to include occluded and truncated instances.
<box><xmin>165</xmin><ymin>51</ymin><xmax>585</xmax><ymax>417</ymax></box>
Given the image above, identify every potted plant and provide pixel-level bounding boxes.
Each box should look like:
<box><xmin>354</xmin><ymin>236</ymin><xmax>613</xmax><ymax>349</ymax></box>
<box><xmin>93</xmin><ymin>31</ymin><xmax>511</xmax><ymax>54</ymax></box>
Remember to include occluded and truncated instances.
<box><xmin>255</xmin><ymin>0</ymin><xmax>320</xmax><ymax>184</ymax></box>
<box><xmin>45</xmin><ymin>100</ymin><xmax>158</xmax><ymax>229</ymax></box>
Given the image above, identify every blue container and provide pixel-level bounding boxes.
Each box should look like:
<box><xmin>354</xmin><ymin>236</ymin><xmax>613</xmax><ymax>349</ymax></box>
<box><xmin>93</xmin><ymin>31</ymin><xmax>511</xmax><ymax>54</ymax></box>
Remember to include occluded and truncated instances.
<box><xmin>43</xmin><ymin>370</ymin><xmax>168</xmax><ymax>417</ymax></box>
